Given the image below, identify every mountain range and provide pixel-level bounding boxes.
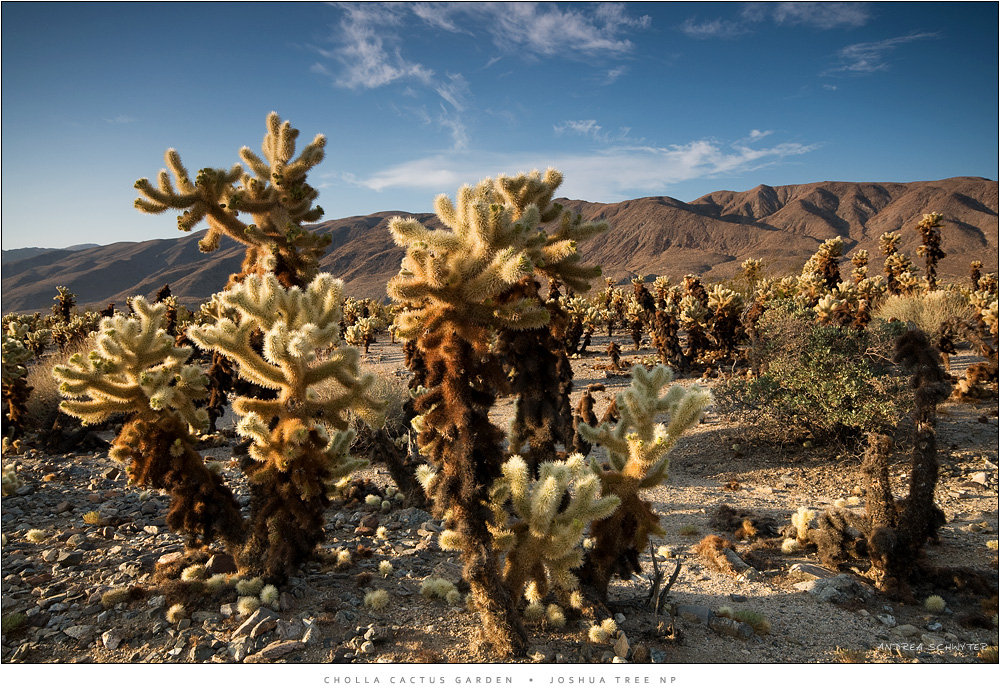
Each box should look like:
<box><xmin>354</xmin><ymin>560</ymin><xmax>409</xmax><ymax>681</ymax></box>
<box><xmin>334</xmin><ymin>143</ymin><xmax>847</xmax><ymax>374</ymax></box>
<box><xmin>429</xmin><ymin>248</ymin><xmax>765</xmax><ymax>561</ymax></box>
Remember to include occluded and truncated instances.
<box><xmin>2</xmin><ymin>176</ymin><xmax>996</xmax><ymax>315</ymax></box>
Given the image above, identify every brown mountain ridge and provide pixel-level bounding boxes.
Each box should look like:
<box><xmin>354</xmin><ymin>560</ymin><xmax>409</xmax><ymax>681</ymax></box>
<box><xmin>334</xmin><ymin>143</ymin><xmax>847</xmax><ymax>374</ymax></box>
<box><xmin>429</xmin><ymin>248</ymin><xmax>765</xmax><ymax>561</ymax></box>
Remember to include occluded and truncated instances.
<box><xmin>2</xmin><ymin>176</ymin><xmax>996</xmax><ymax>314</ymax></box>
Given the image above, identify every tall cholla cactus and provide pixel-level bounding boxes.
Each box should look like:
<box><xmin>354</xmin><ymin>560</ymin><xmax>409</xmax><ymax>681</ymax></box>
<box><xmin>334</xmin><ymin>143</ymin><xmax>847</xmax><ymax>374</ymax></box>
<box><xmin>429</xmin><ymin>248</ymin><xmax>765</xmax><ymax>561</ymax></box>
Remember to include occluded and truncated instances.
<box><xmin>2</xmin><ymin>336</ymin><xmax>34</xmax><ymax>438</ymax></box>
<box><xmin>134</xmin><ymin>112</ymin><xmax>329</xmax><ymax>288</ymax></box>
<box><xmin>188</xmin><ymin>273</ymin><xmax>384</xmax><ymax>578</ymax></box>
<box><xmin>850</xmin><ymin>249</ymin><xmax>870</xmax><ymax>283</ymax></box>
<box><xmin>53</xmin><ymin>299</ymin><xmax>243</xmax><ymax>548</ymax></box>
<box><xmin>915</xmin><ymin>212</ymin><xmax>946</xmax><ymax>291</ymax></box>
<box><xmin>389</xmin><ymin>171</ymin><xmax>577</xmax><ymax>656</ymax></box>
<box><xmin>577</xmin><ymin>364</ymin><xmax>710</xmax><ymax>597</ymax></box>
<box><xmin>880</xmin><ymin>232</ymin><xmax>916</xmax><ymax>296</ymax></box>
<box><xmin>801</xmin><ymin>237</ymin><xmax>844</xmax><ymax>291</ymax></box>
<box><xmin>707</xmin><ymin>284</ymin><xmax>745</xmax><ymax>355</ymax></box>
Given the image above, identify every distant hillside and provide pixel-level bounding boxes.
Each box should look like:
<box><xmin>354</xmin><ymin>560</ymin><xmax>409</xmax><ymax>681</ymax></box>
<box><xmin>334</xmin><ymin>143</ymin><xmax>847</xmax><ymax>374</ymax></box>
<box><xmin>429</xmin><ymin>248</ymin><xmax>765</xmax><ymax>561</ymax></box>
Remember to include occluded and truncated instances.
<box><xmin>2</xmin><ymin>177</ymin><xmax>996</xmax><ymax>314</ymax></box>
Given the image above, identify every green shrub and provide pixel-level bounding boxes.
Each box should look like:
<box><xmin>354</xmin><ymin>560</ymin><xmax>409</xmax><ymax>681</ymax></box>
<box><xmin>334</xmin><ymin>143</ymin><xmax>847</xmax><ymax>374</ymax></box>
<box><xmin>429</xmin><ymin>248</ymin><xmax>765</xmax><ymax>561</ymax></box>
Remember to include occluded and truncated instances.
<box><xmin>715</xmin><ymin>301</ymin><xmax>911</xmax><ymax>445</ymax></box>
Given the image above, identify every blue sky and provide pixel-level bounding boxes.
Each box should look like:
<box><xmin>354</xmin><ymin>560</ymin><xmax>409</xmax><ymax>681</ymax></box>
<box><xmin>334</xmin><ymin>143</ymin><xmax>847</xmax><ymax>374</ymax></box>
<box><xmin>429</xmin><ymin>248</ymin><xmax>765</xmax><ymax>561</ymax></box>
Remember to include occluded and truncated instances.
<box><xmin>1</xmin><ymin>1</ymin><xmax>997</xmax><ymax>250</ymax></box>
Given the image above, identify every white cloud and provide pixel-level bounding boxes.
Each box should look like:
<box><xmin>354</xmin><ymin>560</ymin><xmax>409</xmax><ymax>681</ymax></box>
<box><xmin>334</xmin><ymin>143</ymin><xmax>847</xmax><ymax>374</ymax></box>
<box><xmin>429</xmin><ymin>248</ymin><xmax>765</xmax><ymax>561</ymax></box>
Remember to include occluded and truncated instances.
<box><xmin>828</xmin><ymin>32</ymin><xmax>940</xmax><ymax>74</ymax></box>
<box><xmin>680</xmin><ymin>17</ymin><xmax>748</xmax><ymax>40</ymax></box>
<box><xmin>325</xmin><ymin>4</ymin><xmax>434</xmax><ymax>89</ymax></box>
<box><xmin>356</xmin><ymin>136</ymin><xmax>818</xmax><ymax>201</ymax></box>
<box><xmin>768</xmin><ymin>2</ymin><xmax>871</xmax><ymax>29</ymax></box>
<box><xmin>105</xmin><ymin>115</ymin><xmax>137</xmax><ymax>125</ymax></box>
<box><xmin>684</xmin><ymin>2</ymin><xmax>870</xmax><ymax>40</ymax></box>
<box><xmin>601</xmin><ymin>65</ymin><xmax>628</xmax><ymax>85</ymax></box>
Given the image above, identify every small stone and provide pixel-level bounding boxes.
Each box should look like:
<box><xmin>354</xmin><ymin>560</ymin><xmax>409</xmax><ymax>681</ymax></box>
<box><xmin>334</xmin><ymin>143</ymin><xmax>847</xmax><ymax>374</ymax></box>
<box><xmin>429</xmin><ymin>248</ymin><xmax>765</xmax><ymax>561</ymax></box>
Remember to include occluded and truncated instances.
<box><xmin>926</xmin><ymin>622</ymin><xmax>942</xmax><ymax>632</ymax></box>
<box><xmin>244</xmin><ymin>640</ymin><xmax>305</xmax><ymax>663</ymax></box>
<box><xmin>220</xmin><ymin>603</ymin><xmax>236</xmax><ymax>618</ymax></box>
<box><xmin>650</xmin><ymin>649</ymin><xmax>667</xmax><ymax>664</ymax></box>
<box><xmin>190</xmin><ymin>643</ymin><xmax>215</xmax><ymax>661</ymax></box>
<box><xmin>613</xmin><ymin>612</ymin><xmax>627</xmax><ymax>625</ymax></box>
<box><xmin>878</xmin><ymin>614</ymin><xmax>897</xmax><ymax>627</ymax></box>
<box><xmin>729</xmin><ymin>594</ymin><xmax>748</xmax><ymax>603</ymax></box>
<box><xmin>147</xmin><ymin>595</ymin><xmax>166</xmax><ymax>609</ymax></box>
<box><xmin>102</xmin><ymin>627</ymin><xmax>126</xmax><ymax>650</ymax></box>
<box><xmin>892</xmin><ymin>624</ymin><xmax>921</xmax><ymax>639</ymax></box>
<box><xmin>274</xmin><ymin>619</ymin><xmax>304</xmax><ymax>640</ymax></box>
<box><xmin>360</xmin><ymin>641</ymin><xmax>376</xmax><ymax>655</ymax></box>
<box><xmin>63</xmin><ymin>624</ymin><xmax>97</xmax><ymax>642</ymax></box>
<box><xmin>191</xmin><ymin>611</ymin><xmax>218</xmax><ymax>624</ymax></box>
<box><xmin>612</xmin><ymin>656</ymin><xmax>628</xmax><ymax>664</ymax></box>
<box><xmin>55</xmin><ymin>501</ymin><xmax>74</xmax><ymax>514</ymax></box>
<box><xmin>56</xmin><ymin>551</ymin><xmax>84</xmax><ymax>567</ymax></box>
<box><xmin>233</xmin><ymin>607</ymin><xmax>280</xmax><ymax>639</ymax></box>
<box><xmin>613</xmin><ymin>633</ymin><xmax>630</xmax><ymax>659</ymax></box>
<box><xmin>228</xmin><ymin>636</ymin><xmax>252</xmax><ymax>662</ymax></box>
<box><xmin>709</xmin><ymin>617</ymin><xmax>755</xmax><ymax>640</ymax></box>
<box><xmin>143</xmin><ymin>526</ymin><xmax>160</xmax><ymax>536</ymax></box>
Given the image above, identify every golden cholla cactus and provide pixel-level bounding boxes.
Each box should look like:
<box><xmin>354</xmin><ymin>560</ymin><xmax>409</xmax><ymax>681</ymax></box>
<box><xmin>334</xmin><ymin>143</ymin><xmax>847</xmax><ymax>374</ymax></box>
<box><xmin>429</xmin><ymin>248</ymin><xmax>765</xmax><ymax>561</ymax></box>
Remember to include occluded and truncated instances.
<box><xmin>483</xmin><ymin>454</ymin><xmax>619</xmax><ymax>605</ymax></box>
<box><xmin>851</xmin><ymin>249</ymin><xmax>870</xmax><ymax>284</ymax></box>
<box><xmin>188</xmin><ymin>273</ymin><xmax>382</xmax><ymax>482</ymax></box>
<box><xmin>801</xmin><ymin>237</ymin><xmax>844</xmax><ymax>290</ymax></box>
<box><xmin>577</xmin><ymin>364</ymin><xmax>710</xmax><ymax>597</ymax></box>
<box><xmin>188</xmin><ymin>273</ymin><xmax>385</xmax><ymax>578</ymax></box>
<box><xmin>54</xmin><ymin>298</ymin><xmax>208</xmax><ymax>431</ymax></box>
<box><xmin>388</xmin><ymin>169</ymin><xmax>605</xmax><ymax>657</ymax></box>
<box><xmin>135</xmin><ymin>112</ymin><xmax>330</xmax><ymax>288</ymax></box>
<box><xmin>879</xmin><ymin>231</ymin><xmax>901</xmax><ymax>258</ymax></box>
<box><xmin>915</xmin><ymin>212</ymin><xmax>946</xmax><ymax>290</ymax></box>
<box><xmin>53</xmin><ymin>299</ymin><xmax>244</xmax><ymax>552</ymax></box>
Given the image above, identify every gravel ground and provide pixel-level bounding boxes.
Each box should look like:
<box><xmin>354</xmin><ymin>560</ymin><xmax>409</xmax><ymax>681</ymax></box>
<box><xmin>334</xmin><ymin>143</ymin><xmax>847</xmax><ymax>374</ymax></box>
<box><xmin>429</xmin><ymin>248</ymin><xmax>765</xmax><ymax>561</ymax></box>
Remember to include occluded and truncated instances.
<box><xmin>2</xmin><ymin>336</ymin><xmax>997</xmax><ymax>671</ymax></box>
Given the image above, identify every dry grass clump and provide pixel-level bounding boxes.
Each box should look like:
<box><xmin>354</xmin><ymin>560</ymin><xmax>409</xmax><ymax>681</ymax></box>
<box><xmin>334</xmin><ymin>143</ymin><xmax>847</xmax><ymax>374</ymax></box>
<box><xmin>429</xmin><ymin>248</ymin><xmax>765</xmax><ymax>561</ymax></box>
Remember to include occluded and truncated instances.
<box><xmin>873</xmin><ymin>290</ymin><xmax>976</xmax><ymax>338</ymax></box>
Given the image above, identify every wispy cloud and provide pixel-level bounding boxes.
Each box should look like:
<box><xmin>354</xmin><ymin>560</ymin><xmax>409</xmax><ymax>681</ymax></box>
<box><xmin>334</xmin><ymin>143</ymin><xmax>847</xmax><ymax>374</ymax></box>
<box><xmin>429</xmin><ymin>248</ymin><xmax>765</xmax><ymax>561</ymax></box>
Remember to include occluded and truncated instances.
<box><xmin>316</xmin><ymin>3</ymin><xmax>652</xmax><ymax>151</ymax></box>
<box><xmin>356</xmin><ymin>135</ymin><xmax>818</xmax><ymax>202</ymax></box>
<box><xmin>680</xmin><ymin>17</ymin><xmax>749</xmax><ymax>40</ymax></box>
<box><xmin>751</xmin><ymin>2</ymin><xmax>871</xmax><ymax>29</ymax></box>
<box><xmin>827</xmin><ymin>32</ymin><xmax>940</xmax><ymax>74</ymax></box>
<box><xmin>683</xmin><ymin>2</ymin><xmax>870</xmax><ymax>39</ymax></box>
<box><xmin>553</xmin><ymin>119</ymin><xmax>635</xmax><ymax>144</ymax></box>
<box><xmin>322</xmin><ymin>4</ymin><xmax>434</xmax><ymax>89</ymax></box>
<box><xmin>105</xmin><ymin>115</ymin><xmax>137</xmax><ymax>125</ymax></box>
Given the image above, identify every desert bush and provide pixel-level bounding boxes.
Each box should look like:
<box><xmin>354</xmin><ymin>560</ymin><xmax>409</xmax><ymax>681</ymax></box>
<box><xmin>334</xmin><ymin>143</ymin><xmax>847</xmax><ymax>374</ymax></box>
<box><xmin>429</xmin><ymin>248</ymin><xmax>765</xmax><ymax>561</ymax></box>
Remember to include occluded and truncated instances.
<box><xmin>714</xmin><ymin>300</ymin><xmax>911</xmax><ymax>445</ymax></box>
<box><xmin>873</xmin><ymin>290</ymin><xmax>977</xmax><ymax>340</ymax></box>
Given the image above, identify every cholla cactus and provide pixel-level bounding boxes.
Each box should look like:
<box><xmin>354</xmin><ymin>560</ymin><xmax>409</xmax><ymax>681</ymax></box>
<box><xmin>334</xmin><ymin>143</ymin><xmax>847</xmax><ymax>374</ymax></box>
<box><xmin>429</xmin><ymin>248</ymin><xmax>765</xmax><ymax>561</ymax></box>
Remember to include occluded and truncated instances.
<box><xmin>880</xmin><ymin>232</ymin><xmax>915</xmax><ymax>296</ymax></box>
<box><xmin>915</xmin><ymin>212</ymin><xmax>946</xmax><ymax>291</ymax></box>
<box><xmin>740</xmin><ymin>258</ymin><xmax>764</xmax><ymax>291</ymax></box>
<box><xmin>970</xmin><ymin>260</ymin><xmax>984</xmax><ymax>290</ymax></box>
<box><xmin>52</xmin><ymin>286</ymin><xmax>76</xmax><ymax>323</ymax></box>
<box><xmin>801</xmin><ymin>237</ymin><xmax>844</xmax><ymax>291</ymax></box>
<box><xmin>53</xmin><ymin>299</ymin><xmax>243</xmax><ymax>549</ymax></box>
<box><xmin>388</xmin><ymin>169</ymin><xmax>605</xmax><ymax>657</ymax></box>
<box><xmin>679</xmin><ymin>295</ymin><xmax>710</xmax><ymax>361</ymax></box>
<box><xmin>345</xmin><ymin>316</ymin><xmax>383</xmax><ymax>355</ymax></box>
<box><xmin>486</xmin><ymin>454</ymin><xmax>619</xmax><ymax>605</ymax></box>
<box><xmin>1</xmin><ymin>336</ymin><xmax>34</xmax><ymax>438</ymax></box>
<box><xmin>851</xmin><ymin>249</ymin><xmax>870</xmax><ymax>284</ymax></box>
<box><xmin>707</xmin><ymin>284</ymin><xmax>745</xmax><ymax>355</ymax></box>
<box><xmin>624</xmin><ymin>296</ymin><xmax>646</xmax><ymax>350</ymax></box>
<box><xmin>188</xmin><ymin>273</ymin><xmax>384</xmax><ymax>578</ymax></box>
<box><xmin>577</xmin><ymin>364</ymin><xmax>710</xmax><ymax>597</ymax></box>
<box><xmin>134</xmin><ymin>112</ymin><xmax>329</xmax><ymax>289</ymax></box>
<box><xmin>652</xmin><ymin>276</ymin><xmax>672</xmax><ymax>309</ymax></box>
